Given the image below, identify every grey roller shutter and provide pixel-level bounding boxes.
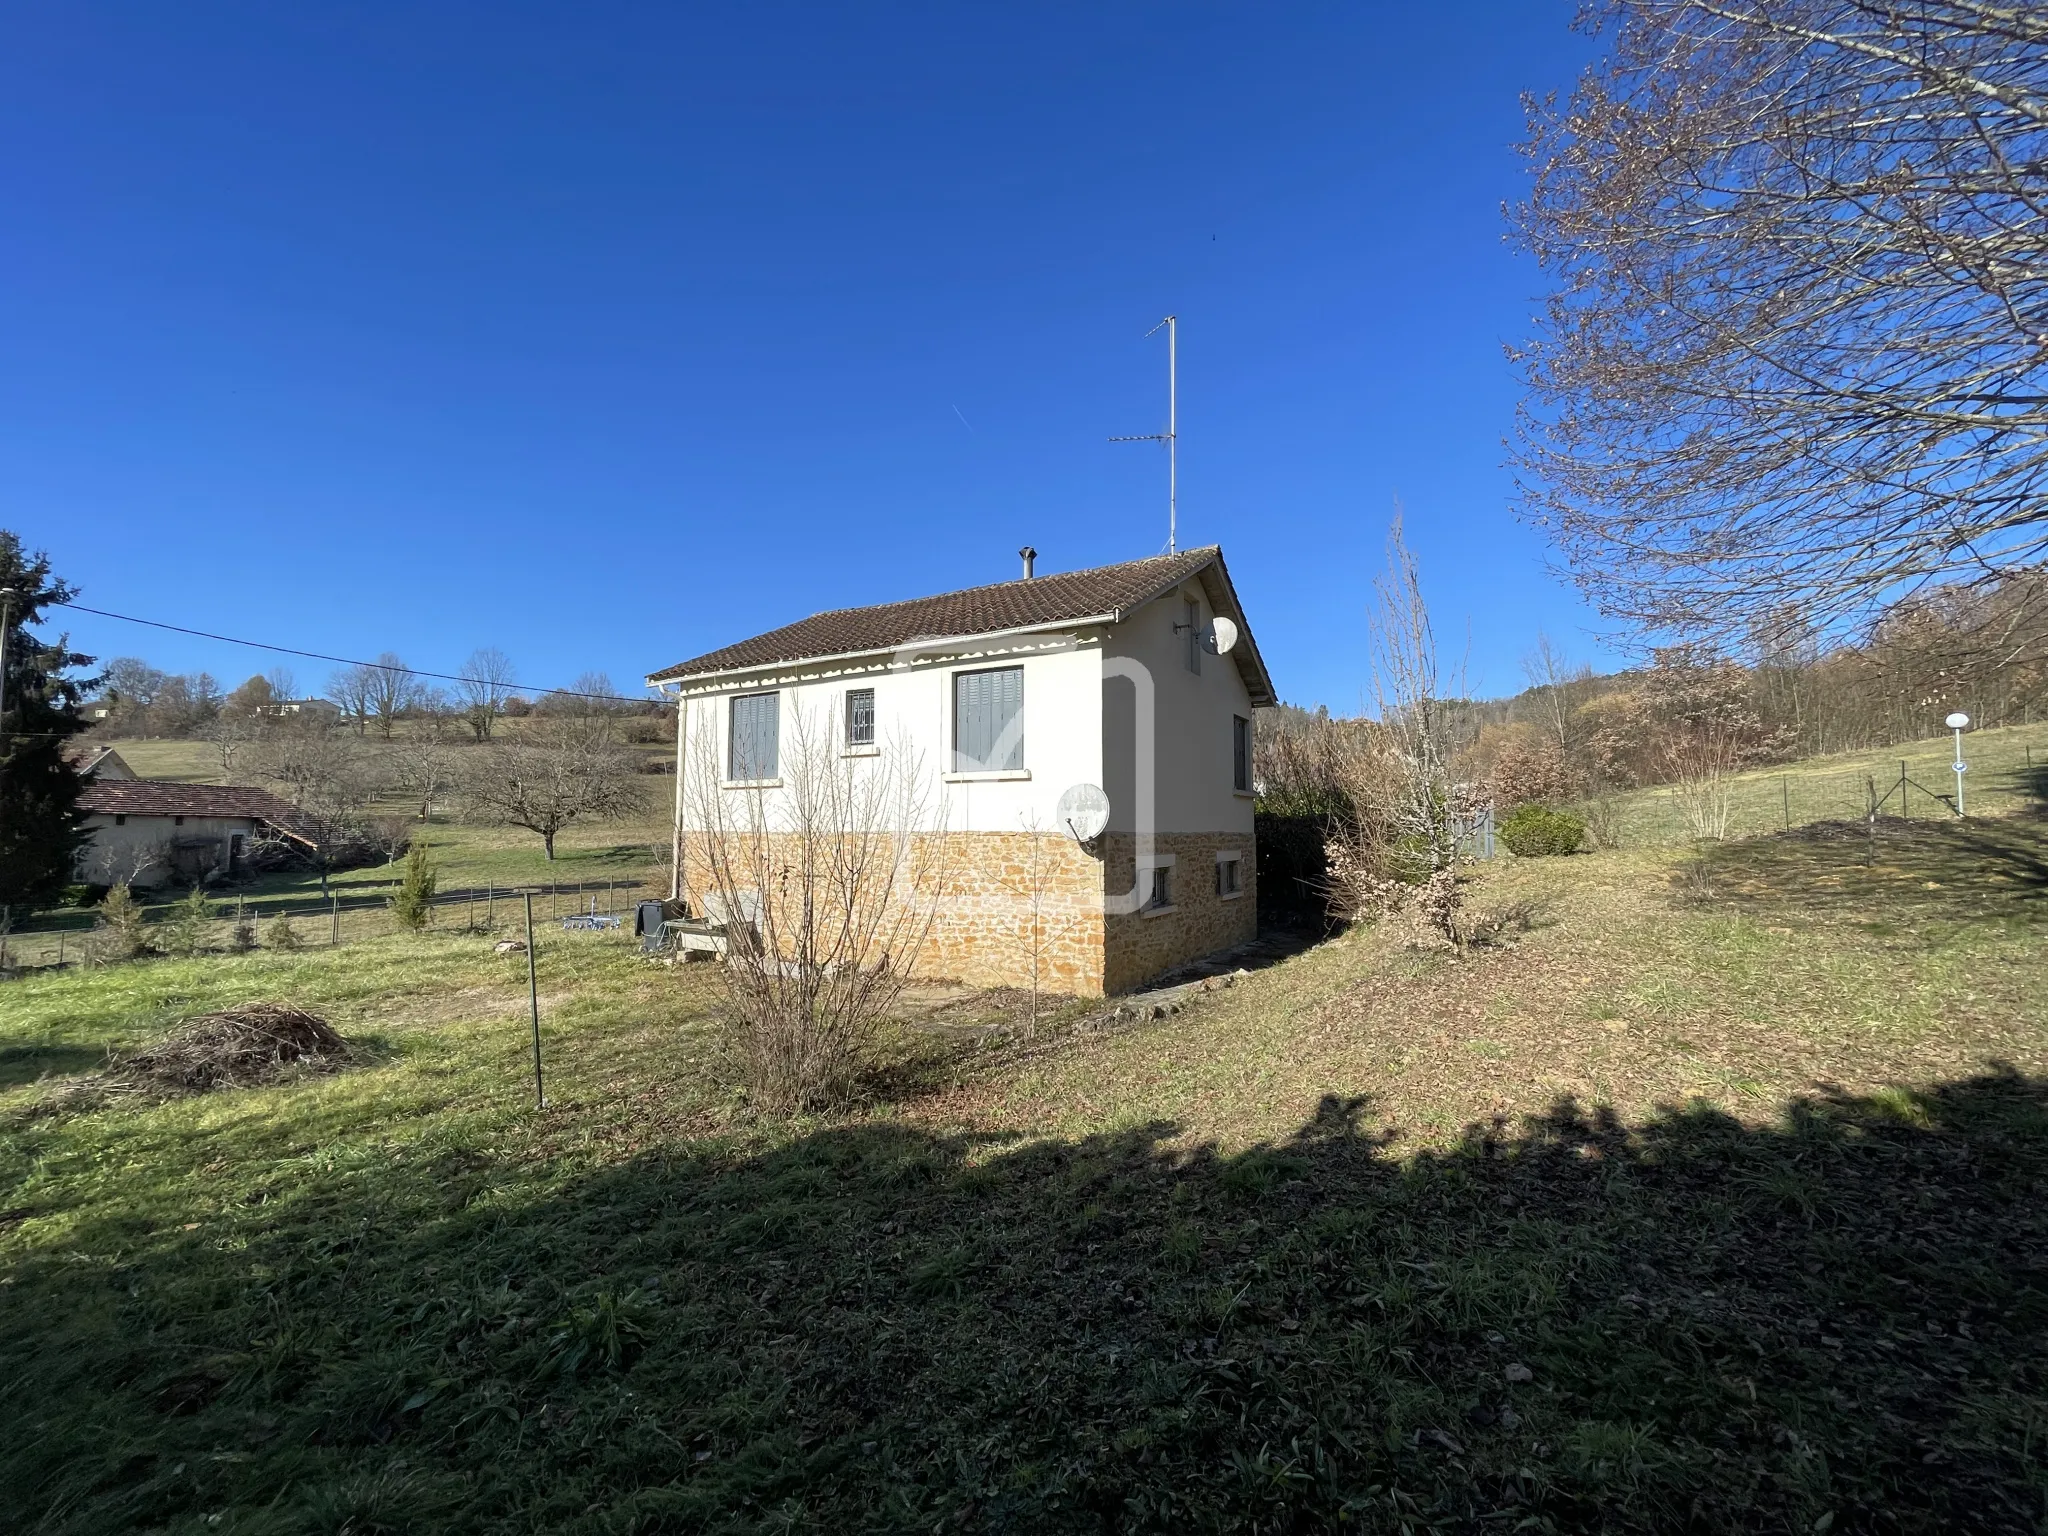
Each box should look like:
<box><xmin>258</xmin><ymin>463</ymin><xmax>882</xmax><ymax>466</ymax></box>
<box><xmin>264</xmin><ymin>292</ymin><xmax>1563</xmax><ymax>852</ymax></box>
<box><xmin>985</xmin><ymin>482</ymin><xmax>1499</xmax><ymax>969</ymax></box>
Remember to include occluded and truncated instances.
<box><xmin>953</xmin><ymin>667</ymin><xmax>1023</xmax><ymax>772</ymax></box>
<box><xmin>729</xmin><ymin>692</ymin><xmax>780</xmax><ymax>780</ymax></box>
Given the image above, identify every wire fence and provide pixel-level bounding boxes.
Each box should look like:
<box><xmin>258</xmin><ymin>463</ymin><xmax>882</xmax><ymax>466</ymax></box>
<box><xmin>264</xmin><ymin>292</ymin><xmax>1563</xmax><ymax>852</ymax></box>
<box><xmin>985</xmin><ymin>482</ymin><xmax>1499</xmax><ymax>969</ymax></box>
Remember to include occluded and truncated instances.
<box><xmin>1592</xmin><ymin>734</ymin><xmax>2046</xmax><ymax>847</ymax></box>
<box><xmin>0</xmin><ymin>878</ymin><xmax>658</xmax><ymax>974</ymax></box>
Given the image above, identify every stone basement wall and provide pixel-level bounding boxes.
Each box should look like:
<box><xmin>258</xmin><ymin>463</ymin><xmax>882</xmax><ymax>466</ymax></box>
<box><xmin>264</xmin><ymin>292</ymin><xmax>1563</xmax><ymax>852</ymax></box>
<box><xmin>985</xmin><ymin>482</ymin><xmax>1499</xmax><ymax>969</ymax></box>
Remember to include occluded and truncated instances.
<box><xmin>675</xmin><ymin>830</ymin><xmax>1106</xmax><ymax>996</ymax></box>
<box><xmin>1098</xmin><ymin>831</ymin><xmax>1258</xmax><ymax>998</ymax></box>
<box><xmin>674</xmin><ymin>829</ymin><xmax>1254</xmax><ymax>998</ymax></box>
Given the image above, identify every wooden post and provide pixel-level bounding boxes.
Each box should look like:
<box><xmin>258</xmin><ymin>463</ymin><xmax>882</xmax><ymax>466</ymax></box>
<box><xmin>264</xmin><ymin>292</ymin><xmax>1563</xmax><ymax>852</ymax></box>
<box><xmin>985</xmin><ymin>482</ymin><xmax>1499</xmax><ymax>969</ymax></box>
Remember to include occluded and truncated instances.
<box><xmin>1781</xmin><ymin>776</ymin><xmax>1790</xmax><ymax>829</ymax></box>
<box><xmin>525</xmin><ymin>892</ymin><xmax>545</xmax><ymax>1110</ymax></box>
<box><xmin>331</xmin><ymin>894</ymin><xmax>340</xmax><ymax>945</ymax></box>
<box><xmin>1900</xmin><ymin>761</ymin><xmax>1909</xmax><ymax>818</ymax></box>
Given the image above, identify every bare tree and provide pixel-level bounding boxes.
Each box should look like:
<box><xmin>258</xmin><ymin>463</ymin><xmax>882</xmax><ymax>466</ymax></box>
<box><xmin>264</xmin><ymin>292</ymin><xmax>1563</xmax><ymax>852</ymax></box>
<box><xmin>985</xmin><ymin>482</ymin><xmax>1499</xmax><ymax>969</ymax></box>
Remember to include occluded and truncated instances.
<box><xmin>263</xmin><ymin>665</ymin><xmax>297</xmax><ymax>703</ymax></box>
<box><xmin>1327</xmin><ymin>515</ymin><xmax>1476</xmax><ymax>943</ymax></box>
<box><xmin>457</xmin><ymin>647</ymin><xmax>516</xmax><ymax>742</ymax></box>
<box><xmin>390</xmin><ymin>731</ymin><xmax>462</xmax><ymax>820</ymax></box>
<box><xmin>1520</xmin><ymin>630</ymin><xmax>1587</xmax><ymax>763</ymax></box>
<box><xmin>537</xmin><ymin>670</ymin><xmax>620</xmax><ymax>716</ymax></box>
<box><xmin>462</xmin><ymin>715</ymin><xmax>644</xmax><ymax>859</ymax></box>
<box><xmin>326</xmin><ymin>665</ymin><xmax>378</xmax><ymax>736</ymax></box>
<box><xmin>1644</xmin><ymin>645</ymin><xmax>1790</xmax><ymax>838</ymax></box>
<box><xmin>1514</xmin><ymin>1</ymin><xmax>2048</xmax><ymax>646</ymax></box>
<box><xmin>685</xmin><ymin>705</ymin><xmax>948</xmax><ymax>1114</ymax></box>
<box><xmin>365</xmin><ymin>652</ymin><xmax>418</xmax><ymax>740</ymax></box>
<box><xmin>202</xmin><ymin>711</ymin><xmax>263</xmax><ymax>778</ymax></box>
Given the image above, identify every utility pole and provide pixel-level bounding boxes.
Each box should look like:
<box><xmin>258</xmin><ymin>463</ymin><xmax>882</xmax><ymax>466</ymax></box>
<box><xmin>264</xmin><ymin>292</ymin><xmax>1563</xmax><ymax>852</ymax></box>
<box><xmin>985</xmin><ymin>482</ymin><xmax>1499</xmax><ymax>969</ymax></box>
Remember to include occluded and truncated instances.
<box><xmin>1111</xmin><ymin>315</ymin><xmax>1178</xmax><ymax>554</ymax></box>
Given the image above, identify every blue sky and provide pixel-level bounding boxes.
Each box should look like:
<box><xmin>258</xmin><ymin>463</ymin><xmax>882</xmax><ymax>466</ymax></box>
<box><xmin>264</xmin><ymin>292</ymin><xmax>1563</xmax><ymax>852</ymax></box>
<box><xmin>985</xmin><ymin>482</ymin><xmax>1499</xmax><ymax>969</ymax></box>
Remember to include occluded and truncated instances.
<box><xmin>4</xmin><ymin>3</ymin><xmax>1605</xmax><ymax>711</ymax></box>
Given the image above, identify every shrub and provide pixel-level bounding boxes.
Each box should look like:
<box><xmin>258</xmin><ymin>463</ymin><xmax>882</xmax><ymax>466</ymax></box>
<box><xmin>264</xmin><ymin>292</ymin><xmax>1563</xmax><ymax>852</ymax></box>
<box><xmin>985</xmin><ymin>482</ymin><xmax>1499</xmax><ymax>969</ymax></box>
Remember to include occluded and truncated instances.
<box><xmin>160</xmin><ymin>886</ymin><xmax>217</xmax><ymax>956</ymax></box>
<box><xmin>64</xmin><ymin>883</ymin><xmax>109</xmax><ymax>909</ymax></box>
<box><xmin>228</xmin><ymin>902</ymin><xmax>256</xmax><ymax>953</ymax></box>
<box><xmin>265</xmin><ymin>911</ymin><xmax>304</xmax><ymax>951</ymax></box>
<box><xmin>1499</xmin><ymin>803</ymin><xmax>1587</xmax><ymax>857</ymax></box>
<box><xmin>389</xmin><ymin>841</ymin><xmax>437</xmax><ymax>931</ymax></box>
<box><xmin>88</xmin><ymin>885</ymin><xmax>148</xmax><ymax>964</ymax></box>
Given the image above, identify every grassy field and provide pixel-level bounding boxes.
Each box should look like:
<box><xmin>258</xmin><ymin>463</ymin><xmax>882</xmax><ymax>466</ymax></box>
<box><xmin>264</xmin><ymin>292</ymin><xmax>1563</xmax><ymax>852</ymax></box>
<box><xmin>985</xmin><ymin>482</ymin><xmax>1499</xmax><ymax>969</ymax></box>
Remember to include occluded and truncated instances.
<box><xmin>1601</xmin><ymin>722</ymin><xmax>2047</xmax><ymax>845</ymax></box>
<box><xmin>4</xmin><ymin>791</ymin><xmax>2046</xmax><ymax>1531</ymax></box>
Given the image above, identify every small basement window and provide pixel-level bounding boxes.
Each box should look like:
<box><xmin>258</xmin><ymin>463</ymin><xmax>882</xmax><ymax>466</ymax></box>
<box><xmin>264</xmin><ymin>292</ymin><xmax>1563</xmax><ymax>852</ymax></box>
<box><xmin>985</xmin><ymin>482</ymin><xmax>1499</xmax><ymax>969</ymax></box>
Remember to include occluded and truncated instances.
<box><xmin>1216</xmin><ymin>852</ymin><xmax>1243</xmax><ymax>898</ymax></box>
<box><xmin>1146</xmin><ymin>865</ymin><xmax>1172</xmax><ymax>910</ymax></box>
<box><xmin>845</xmin><ymin>687</ymin><xmax>875</xmax><ymax>747</ymax></box>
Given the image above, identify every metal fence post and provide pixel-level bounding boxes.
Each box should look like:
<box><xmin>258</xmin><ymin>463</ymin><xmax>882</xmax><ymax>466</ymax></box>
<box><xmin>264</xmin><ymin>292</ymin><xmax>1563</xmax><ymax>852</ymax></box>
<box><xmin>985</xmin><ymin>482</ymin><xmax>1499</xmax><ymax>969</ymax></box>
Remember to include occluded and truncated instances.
<box><xmin>525</xmin><ymin>892</ymin><xmax>545</xmax><ymax>1110</ymax></box>
<box><xmin>331</xmin><ymin>894</ymin><xmax>340</xmax><ymax>945</ymax></box>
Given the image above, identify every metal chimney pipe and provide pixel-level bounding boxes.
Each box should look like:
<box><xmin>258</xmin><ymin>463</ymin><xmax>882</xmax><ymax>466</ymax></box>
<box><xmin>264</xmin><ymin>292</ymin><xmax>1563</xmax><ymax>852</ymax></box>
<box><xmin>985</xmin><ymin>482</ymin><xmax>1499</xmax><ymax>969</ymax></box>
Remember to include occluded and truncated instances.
<box><xmin>1019</xmin><ymin>546</ymin><xmax>1037</xmax><ymax>579</ymax></box>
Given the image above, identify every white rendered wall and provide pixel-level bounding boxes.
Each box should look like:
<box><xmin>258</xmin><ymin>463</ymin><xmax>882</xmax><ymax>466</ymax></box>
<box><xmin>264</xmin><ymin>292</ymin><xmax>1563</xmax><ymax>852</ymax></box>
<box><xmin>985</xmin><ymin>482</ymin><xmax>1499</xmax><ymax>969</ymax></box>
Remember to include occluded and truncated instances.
<box><xmin>1101</xmin><ymin>582</ymin><xmax>1258</xmax><ymax>836</ymax></box>
<box><xmin>672</xmin><ymin>629</ymin><xmax>1107</xmax><ymax>837</ymax></box>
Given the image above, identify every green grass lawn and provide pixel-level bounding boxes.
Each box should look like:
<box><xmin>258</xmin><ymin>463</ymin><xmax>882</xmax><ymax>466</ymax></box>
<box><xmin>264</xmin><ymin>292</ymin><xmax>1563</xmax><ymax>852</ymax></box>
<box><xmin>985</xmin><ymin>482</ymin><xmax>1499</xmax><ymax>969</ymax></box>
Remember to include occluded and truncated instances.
<box><xmin>1602</xmin><ymin>723</ymin><xmax>2048</xmax><ymax>845</ymax></box>
<box><xmin>4</xmin><ymin>811</ymin><xmax>2047</xmax><ymax>1531</ymax></box>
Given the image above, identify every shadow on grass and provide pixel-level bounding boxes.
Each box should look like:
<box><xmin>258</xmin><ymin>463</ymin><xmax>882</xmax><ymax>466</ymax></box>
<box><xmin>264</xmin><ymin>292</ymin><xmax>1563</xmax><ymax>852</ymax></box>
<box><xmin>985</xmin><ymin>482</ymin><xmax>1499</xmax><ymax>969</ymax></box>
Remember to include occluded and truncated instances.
<box><xmin>8</xmin><ymin>1074</ymin><xmax>2048</xmax><ymax>1533</ymax></box>
<box><xmin>1685</xmin><ymin>813</ymin><xmax>2048</xmax><ymax>931</ymax></box>
<box><xmin>0</xmin><ymin>1043</ymin><xmax>106</xmax><ymax>1089</ymax></box>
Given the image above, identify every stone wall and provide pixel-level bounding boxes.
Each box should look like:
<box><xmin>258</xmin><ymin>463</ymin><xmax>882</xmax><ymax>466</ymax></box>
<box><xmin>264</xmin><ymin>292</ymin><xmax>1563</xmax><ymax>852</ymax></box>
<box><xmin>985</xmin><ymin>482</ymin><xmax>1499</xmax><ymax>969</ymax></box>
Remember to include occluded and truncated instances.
<box><xmin>1099</xmin><ymin>831</ymin><xmax>1258</xmax><ymax>997</ymax></box>
<box><xmin>675</xmin><ymin>829</ymin><xmax>1106</xmax><ymax>995</ymax></box>
<box><xmin>674</xmin><ymin>827</ymin><xmax>1254</xmax><ymax>998</ymax></box>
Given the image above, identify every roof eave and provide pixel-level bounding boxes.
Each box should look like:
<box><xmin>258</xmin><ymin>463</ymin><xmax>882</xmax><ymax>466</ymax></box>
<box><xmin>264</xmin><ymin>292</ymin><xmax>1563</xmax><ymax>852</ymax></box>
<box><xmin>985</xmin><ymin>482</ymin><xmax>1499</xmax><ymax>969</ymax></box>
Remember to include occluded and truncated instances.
<box><xmin>645</xmin><ymin>613</ymin><xmax>1121</xmax><ymax>689</ymax></box>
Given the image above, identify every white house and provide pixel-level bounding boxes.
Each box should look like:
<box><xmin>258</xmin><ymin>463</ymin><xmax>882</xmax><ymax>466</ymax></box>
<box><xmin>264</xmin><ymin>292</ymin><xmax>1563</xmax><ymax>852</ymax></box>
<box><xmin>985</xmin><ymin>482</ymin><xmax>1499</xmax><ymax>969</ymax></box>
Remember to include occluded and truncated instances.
<box><xmin>75</xmin><ymin>781</ymin><xmax>320</xmax><ymax>889</ymax></box>
<box><xmin>646</xmin><ymin>546</ymin><xmax>1275</xmax><ymax>996</ymax></box>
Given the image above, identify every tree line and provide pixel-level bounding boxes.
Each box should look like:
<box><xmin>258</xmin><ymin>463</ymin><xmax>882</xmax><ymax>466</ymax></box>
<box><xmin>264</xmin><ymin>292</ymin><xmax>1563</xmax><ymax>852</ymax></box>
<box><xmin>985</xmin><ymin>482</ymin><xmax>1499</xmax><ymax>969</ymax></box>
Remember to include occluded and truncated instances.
<box><xmin>89</xmin><ymin>649</ymin><xmax>661</xmax><ymax>743</ymax></box>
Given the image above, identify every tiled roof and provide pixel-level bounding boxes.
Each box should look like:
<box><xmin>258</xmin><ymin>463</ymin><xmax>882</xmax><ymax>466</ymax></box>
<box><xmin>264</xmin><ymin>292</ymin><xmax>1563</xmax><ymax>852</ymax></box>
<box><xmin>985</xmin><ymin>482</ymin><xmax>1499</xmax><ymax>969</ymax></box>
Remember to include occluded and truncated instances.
<box><xmin>647</xmin><ymin>546</ymin><xmax>1274</xmax><ymax>702</ymax></box>
<box><xmin>78</xmin><ymin>780</ymin><xmax>323</xmax><ymax>845</ymax></box>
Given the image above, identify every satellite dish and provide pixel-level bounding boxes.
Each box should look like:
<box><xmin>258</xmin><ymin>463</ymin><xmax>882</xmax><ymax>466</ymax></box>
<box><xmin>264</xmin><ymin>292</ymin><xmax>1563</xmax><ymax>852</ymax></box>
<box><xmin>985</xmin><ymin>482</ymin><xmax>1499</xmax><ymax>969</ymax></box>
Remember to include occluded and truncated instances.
<box><xmin>1206</xmin><ymin>616</ymin><xmax>1240</xmax><ymax>655</ymax></box>
<box><xmin>1946</xmin><ymin>711</ymin><xmax>1970</xmax><ymax>729</ymax></box>
<box><xmin>1056</xmin><ymin>782</ymin><xmax>1110</xmax><ymax>843</ymax></box>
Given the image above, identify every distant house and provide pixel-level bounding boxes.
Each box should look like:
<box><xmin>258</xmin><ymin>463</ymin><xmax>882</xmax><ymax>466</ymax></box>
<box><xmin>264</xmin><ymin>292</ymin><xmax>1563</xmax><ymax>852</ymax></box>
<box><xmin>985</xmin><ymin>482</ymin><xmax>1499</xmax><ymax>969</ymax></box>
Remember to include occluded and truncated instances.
<box><xmin>255</xmin><ymin>698</ymin><xmax>343</xmax><ymax>720</ymax></box>
<box><xmin>647</xmin><ymin>546</ymin><xmax>1275</xmax><ymax>996</ymax></box>
<box><xmin>64</xmin><ymin>744</ymin><xmax>137</xmax><ymax>781</ymax></box>
<box><xmin>74</xmin><ymin>781</ymin><xmax>322</xmax><ymax>889</ymax></box>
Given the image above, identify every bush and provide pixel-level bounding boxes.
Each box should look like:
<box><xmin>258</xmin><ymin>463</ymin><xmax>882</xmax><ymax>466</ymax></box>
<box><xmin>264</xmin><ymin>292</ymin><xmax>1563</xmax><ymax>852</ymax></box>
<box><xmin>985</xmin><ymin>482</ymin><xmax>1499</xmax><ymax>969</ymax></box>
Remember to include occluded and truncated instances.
<box><xmin>64</xmin><ymin>883</ymin><xmax>109</xmax><ymax>909</ymax></box>
<box><xmin>160</xmin><ymin>886</ymin><xmax>217</xmax><ymax>956</ymax></box>
<box><xmin>264</xmin><ymin>911</ymin><xmax>304</xmax><ymax>951</ymax></box>
<box><xmin>88</xmin><ymin>885</ymin><xmax>148</xmax><ymax>964</ymax></box>
<box><xmin>1499</xmin><ymin>803</ymin><xmax>1587</xmax><ymax>858</ymax></box>
<box><xmin>389</xmin><ymin>841</ymin><xmax>437</xmax><ymax>931</ymax></box>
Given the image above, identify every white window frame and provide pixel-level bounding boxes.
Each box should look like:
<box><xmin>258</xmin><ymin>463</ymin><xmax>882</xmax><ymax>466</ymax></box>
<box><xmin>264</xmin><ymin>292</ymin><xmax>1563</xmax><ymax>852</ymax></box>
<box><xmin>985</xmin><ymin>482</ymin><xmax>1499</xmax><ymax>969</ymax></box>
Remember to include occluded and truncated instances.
<box><xmin>724</xmin><ymin>690</ymin><xmax>782</xmax><ymax>786</ymax></box>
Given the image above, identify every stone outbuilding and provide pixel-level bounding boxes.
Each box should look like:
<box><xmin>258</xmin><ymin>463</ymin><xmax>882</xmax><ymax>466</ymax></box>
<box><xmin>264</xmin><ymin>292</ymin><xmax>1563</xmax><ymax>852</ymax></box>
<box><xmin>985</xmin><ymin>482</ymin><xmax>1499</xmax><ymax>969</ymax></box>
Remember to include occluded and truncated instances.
<box><xmin>647</xmin><ymin>546</ymin><xmax>1276</xmax><ymax>996</ymax></box>
<box><xmin>74</xmin><ymin>780</ymin><xmax>320</xmax><ymax>889</ymax></box>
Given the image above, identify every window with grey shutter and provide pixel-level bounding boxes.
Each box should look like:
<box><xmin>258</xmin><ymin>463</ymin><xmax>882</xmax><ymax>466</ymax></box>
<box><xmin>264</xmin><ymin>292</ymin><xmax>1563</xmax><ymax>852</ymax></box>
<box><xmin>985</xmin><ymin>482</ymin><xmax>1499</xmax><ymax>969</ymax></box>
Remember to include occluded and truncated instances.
<box><xmin>845</xmin><ymin>687</ymin><xmax>875</xmax><ymax>747</ymax></box>
<box><xmin>953</xmin><ymin>666</ymin><xmax>1023</xmax><ymax>772</ymax></box>
<box><xmin>728</xmin><ymin>692</ymin><xmax>779</xmax><ymax>780</ymax></box>
<box><xmin>1233</xmin><ymin>715</ymin><xmax>1251</xmax><ymax>792</ymax></box>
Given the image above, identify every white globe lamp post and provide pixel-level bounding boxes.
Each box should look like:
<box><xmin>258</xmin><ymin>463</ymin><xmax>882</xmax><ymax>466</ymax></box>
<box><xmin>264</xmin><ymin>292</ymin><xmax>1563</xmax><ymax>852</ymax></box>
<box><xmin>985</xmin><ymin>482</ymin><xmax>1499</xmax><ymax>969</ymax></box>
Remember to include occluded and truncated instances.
<box><xmin>1945</xmin><ymin>712</ymin><xmax>1970</xmax><ymax>815</ymax></box>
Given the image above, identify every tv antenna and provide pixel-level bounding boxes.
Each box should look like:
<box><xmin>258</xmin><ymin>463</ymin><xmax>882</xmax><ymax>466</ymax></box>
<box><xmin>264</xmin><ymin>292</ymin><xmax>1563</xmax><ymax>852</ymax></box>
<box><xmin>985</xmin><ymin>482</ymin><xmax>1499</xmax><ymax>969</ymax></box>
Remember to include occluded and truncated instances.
<box><xmin>1110</xmin><ymin>314</ymin><xmax>1177</xmax><ymax>553</ymax></box>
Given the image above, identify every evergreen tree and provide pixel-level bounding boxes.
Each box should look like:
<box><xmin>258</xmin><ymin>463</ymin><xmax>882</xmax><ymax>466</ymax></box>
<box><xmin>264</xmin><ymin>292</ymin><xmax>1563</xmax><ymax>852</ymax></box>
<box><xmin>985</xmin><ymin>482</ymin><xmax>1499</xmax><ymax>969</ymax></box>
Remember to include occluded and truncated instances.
<box><xmin>389</xmin><ymin>840</ymin><xmax>436</xmax><ymax>930</ymax></box>
<box><xmin>0</xmin><ymin>533</ymin><xmax>96</xmax><ymax>923</ymax></box>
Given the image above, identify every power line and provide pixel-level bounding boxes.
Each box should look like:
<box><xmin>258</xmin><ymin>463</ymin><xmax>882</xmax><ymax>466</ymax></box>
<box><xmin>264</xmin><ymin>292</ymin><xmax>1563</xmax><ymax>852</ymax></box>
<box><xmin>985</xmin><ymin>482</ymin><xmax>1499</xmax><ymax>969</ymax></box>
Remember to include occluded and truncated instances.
<box><xmin>53</xmin><ymin>601</ymin><xmax>648</xmax><ymax>705</ymax></box>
